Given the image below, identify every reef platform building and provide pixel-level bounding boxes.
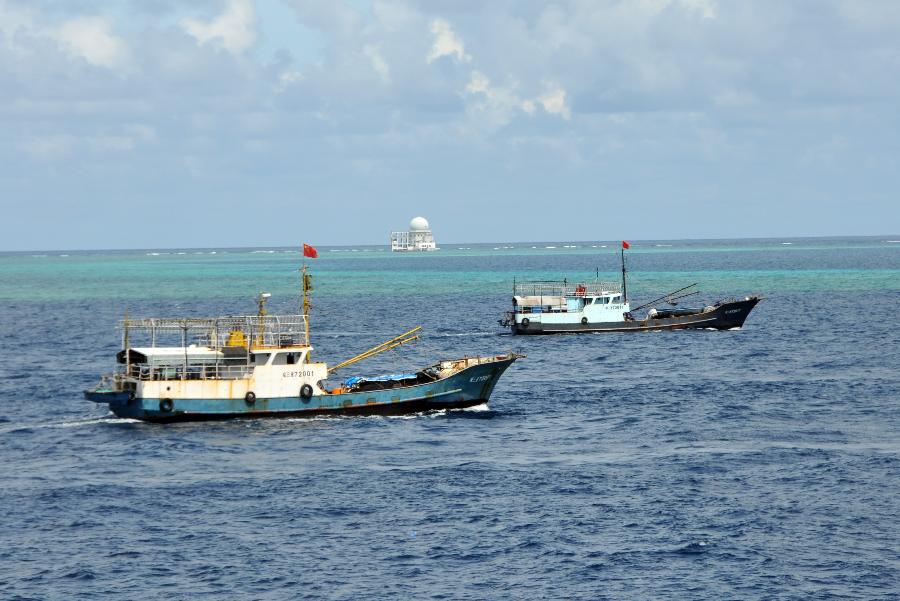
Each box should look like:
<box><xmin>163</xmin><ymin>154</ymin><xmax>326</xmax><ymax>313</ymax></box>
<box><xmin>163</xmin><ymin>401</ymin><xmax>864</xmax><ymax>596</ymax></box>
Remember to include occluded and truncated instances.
<box><xmin>390</xmin><ymin>217</ymin><xmax>438</xmax><ymax>252</ymax></box>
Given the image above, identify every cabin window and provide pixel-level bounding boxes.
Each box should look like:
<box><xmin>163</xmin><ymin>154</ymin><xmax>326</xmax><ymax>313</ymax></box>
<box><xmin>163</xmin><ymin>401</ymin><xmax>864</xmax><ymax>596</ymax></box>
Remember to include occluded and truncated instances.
<box><xmin>271</xmin><ymin>352</ymin><xmax>294</xmax><ymax>365</ymax></box>
<box><xmin>612</xmin><ymin>295</ymin><xmax>621</xmax><ymax>302</ymax></box>
<box><xmin>252</xmin><ymin>353</ymin><xmax>270</xmax><ymax>364</ymax></box>
<box><xmin>584</xmin><ymin>298</ymin><xmax>593</xmax><ymax>305</ymax></box>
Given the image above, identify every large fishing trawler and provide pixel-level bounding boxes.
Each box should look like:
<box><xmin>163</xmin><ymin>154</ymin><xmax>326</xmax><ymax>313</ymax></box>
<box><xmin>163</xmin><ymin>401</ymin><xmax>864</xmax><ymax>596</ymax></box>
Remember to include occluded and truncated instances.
<box><xmin>85</xmin><ymin>265</ymin><xmax>520</xmax><ymax>422</ymax></box>
<box><xmin>499</xmin><ymin>242</ymin><xmax>761</xmax><ymax>334</ymax></box>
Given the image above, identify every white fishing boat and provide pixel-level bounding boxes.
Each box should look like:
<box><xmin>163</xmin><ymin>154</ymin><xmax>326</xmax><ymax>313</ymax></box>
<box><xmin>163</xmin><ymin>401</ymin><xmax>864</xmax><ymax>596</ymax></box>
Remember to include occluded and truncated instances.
<box><xmin>85</xmin><ymin>267</ymin><xmax>520</xmax><ymax>422</ymax></box>
<box><xmin>500</xmin><ymin>243</ymin><xmax>761</xmax><ymax>334</ymax></box>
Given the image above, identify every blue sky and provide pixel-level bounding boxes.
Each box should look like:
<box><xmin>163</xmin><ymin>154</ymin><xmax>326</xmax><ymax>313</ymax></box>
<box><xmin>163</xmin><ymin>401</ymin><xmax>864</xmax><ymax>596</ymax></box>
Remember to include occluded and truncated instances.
<box><xmin>1</xmin><ymin>0</ymin><xmax>898</xmax><ymax>250</ymax></box>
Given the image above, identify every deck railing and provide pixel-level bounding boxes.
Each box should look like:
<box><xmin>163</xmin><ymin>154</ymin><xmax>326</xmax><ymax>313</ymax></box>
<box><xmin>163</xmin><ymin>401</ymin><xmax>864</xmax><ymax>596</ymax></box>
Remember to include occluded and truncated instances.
<box><xmin>513</xmin><ymin>280</ymin><xmax>621</xmax><ymax>298</ymax></box>
<box><xmin>117</xmin><ymin>363</ymin><xmax>254</xmax><ymax>382</ymax></box>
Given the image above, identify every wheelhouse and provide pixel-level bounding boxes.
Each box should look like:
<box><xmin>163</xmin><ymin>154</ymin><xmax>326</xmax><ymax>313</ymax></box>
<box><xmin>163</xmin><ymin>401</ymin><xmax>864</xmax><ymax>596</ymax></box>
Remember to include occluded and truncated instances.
<box><xmin>114</xmin><ymin>314</ymin><xmax>311</xmax><ymax>383</ymax></box>
<box><xmin>511</xmin><ymin>280</ymin><xmax>623</xmax><ymax>315</ymax></box>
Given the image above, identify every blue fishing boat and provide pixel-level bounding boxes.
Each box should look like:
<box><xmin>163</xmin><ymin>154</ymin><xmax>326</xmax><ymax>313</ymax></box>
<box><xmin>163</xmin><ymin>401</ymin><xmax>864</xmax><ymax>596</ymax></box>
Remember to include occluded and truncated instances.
<box><xmin>85</xmin><ymin>267</ymin><xmax>521</xmax><ymax>423</ymax></box>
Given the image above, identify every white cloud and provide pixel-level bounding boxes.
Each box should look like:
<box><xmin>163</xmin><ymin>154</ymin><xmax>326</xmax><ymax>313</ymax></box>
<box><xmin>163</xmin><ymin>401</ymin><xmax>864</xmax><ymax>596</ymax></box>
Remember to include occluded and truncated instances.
<box><xmin>427</xmin><ymin>19</ymin><xmax>470</xmax><ymax>64</ymax></box>
<box><xmin>0</xmin><ymin>2</ymin><xmax>34</xmax><ymax>41</ymax></box>
<box><xmin>3</xmin><ymin>0</ymin><xmax>900</xmax><ymax>249</ymax></box>
<box><xmin>87</xmin><ymin>135</ymin><xmax>135</xmax><ymax>153</ymax></box>
<box><xmin>278</xmin><ymin>69</ymin><xmax>303</xmax><ymax>90</ymax></box>
<box><xmin>21</xmin><ymin>135</ymin><xmax>76</xmax><ymax>160</ymax></box>
<box><xmin>634</xmin><ymin>0</ymin><xmax>717</xmax><ymax>19</ymax></box>
<box><xmin>680</xmin><ymin>0</ymin><xmax>717</xmax><ymax>19</ymax></box>
<box><xmin>56</xmin><ymin>17</ymin><xmax>129</xmax><ymax>69</ymax></box>
<box><xmin>465</xmin><ymin>71</ymin><xmax>490</xmax><ymax>94</ymax></box>
<box><xmin>464</xmin><ymin>72</ymin><xmax>572</xmax><ymax>124</ymax></box>
<box><xmin>462</xmin><ymin>71</ymin><xmax>522</xmax><ymax>128</ymax></box>
<box><xmin>182</xmin><ymin>0</ymin><xmax>257</xmax><ymax>54</ymax></box>
<box><xmin>538</xmin><ymin>86</ymin><xmax>572</xmax><ymax>120</ymax></box>
<box><xmin>364</xmin><ymin>44</ymin><xmax>390</xmax><ymax>83</ymax></box>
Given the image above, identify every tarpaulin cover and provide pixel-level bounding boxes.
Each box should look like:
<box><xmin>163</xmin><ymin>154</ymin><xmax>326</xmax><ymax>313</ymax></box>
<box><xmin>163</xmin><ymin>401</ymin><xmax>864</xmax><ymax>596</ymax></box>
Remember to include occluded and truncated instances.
<box><xmin>344</xmin><ymin>373</ymin><xmax>418</xmax><ymax>387</ymax></box>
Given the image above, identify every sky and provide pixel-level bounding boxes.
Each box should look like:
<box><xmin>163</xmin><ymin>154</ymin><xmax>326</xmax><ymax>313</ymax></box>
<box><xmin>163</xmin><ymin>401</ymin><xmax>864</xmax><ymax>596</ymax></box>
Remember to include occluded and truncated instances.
<box><xmin>1</xmin><ymin>0</ymin><xmax>899</xmax><ymax>251</ymax></box>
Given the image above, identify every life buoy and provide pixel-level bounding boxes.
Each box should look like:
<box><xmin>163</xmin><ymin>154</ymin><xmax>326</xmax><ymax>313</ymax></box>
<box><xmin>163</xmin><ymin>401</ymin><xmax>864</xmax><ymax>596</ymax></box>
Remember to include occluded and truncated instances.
<box><xmin>244</xmin><ymin>391</ymin><xmax>256</xmax><ymax>405</ymax></box>
<box><xmin>521</xmin><ymin>318</ymin><xmax>530</xmax><ymax>327</ymax></box>
<box><xmin>581</xmin><ymin>317</ymin><xmax>588</xmax><ymax>325</ymax></box>
<box><xmin>159</xmin><ymin>398</ymin><xmax>174</xmax><ymax>412</ymax></box>
<box><xmin>300</xmin><ymin>384</ymin><xmax>314</xmax><ymax>399</ymax></box>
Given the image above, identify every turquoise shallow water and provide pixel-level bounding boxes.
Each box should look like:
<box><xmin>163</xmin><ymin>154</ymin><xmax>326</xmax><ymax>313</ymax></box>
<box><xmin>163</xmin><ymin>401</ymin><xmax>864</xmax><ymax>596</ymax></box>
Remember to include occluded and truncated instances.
<box><xmin>1</xmin><ymin>236</ymin><xmax>899</xmax><ymax>599</ymax></box>
<box><xmin>2</xmin><ymin>237</ymin><xmax>898</xmax><ymax>302</ymax></box>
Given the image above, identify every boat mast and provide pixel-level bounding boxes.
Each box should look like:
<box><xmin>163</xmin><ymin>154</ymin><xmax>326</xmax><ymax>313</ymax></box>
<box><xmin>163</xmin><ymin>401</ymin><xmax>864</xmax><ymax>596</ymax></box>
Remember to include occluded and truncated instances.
<box><xmin>123</xmin><ymin>310</ymin><xmax>130</xmax><ymax>379</ymax></box>
<box><xmin>621</xmin><ymin>247</ymin><xmax>627</xmax><ymax>302</ymax></box>
<box><xmin>256</xmin><ymin>292</ymin><xmax>270</xmax><ymax>346</ymax></box>
<box><xmin>301</xmin><ymin>264</ymin><xmax>311</xmax><ymax>345</ymax></box>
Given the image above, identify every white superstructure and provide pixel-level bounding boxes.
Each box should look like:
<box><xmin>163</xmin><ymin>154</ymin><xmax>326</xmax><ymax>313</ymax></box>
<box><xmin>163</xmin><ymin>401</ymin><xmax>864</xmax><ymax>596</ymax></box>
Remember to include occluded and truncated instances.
<box><xmin>391</xmin><ymin>216</ymin><xmax>438</xmax><ymax>251</ymax></box>
<box><xmin>509</xmin><ymin>280</ymin><xmax>631</xmax><ymax>328</ymax></box>
<box><xmin>113</xmin><ymin>312</ymin><xmax>329</xmax><ymax>401</ymax></box>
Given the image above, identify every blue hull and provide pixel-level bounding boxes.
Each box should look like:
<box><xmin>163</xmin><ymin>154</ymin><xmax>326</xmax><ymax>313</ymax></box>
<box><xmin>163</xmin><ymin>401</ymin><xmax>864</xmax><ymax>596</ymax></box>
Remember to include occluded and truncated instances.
<box><xmin>86</xmin><ymin>359</ymin><xmax>516</xmax><ymax>423</ymax></box>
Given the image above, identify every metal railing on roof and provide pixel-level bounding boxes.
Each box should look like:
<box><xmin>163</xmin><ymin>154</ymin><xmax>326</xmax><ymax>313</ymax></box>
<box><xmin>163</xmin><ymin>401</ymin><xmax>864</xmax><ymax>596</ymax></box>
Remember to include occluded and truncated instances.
<box><xmin>120</xmin><ymin>314</ymin><xmax>309</xmax><ymax>350</ymax></box>
<box><xmin>513</xmin><ymin>280</ymin><xmax>621</xmax><ymax>298</ymax></box>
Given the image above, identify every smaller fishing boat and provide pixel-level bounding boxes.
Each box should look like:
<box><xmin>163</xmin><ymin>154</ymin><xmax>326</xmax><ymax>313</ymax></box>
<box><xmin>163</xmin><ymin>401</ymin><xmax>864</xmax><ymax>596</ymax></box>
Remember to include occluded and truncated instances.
<box><xmin>499</xmin><ymin>243</ymin><xmax>761</xmax><ymax>334</ymax></box>
<box><xmin>85</xmin><ymin>265</ymin><xmax>521</xmax><ymax>422</ymax></box>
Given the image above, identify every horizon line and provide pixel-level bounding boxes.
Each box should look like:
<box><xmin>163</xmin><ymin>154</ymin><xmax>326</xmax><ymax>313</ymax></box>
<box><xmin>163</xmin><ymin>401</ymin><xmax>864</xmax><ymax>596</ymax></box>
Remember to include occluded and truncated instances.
<box><xmin>1</xmin><ymin>233</ymin><xmax>898</xmax><ymax>254</ymax></box>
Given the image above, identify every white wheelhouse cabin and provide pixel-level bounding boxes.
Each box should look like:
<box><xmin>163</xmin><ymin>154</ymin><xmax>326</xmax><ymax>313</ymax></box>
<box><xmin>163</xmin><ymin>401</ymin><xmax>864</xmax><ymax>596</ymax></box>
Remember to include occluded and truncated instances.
<box><xmin>506</xmin><ymin>280</ymin><xmax>631</xmax><ymax>331</ymax></box>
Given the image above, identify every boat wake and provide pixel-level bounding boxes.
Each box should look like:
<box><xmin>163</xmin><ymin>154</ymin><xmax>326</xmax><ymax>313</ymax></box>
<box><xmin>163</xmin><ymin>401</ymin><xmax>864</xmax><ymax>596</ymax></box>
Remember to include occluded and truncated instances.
<box><xmin>382</xmin><ymin>402</ymin><xmax>492</xmax><ymax>418</ymax></box>
<box><xmin>432</xmin><ymin>331</ymin><xmax>497</xmax><ymax>338</ymax></box>
<box><xmin>274</xmin><ymin>403</ymin><xmax>493</xmax><ymax>423</ymax></box>
<box><xmin>459</xmin><ymin>402</ymin><xmax>490</xmax><ymax>412</ymax></box>
<box><xmin>1</xmin><ymin>415</ymin><xmax>140</xmax><ymax>434</ymax></box>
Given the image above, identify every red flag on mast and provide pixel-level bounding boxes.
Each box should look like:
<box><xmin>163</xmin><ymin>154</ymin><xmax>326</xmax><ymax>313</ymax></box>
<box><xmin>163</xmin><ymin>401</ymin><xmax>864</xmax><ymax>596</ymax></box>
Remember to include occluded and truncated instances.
<box><xmin>622</xmin><ymin>241</ymin><xmax>630</xmax><ymax>249</ymax></box>
<box><xmin>303</xmin><ymin>243</ymin><xmax>318</xmax><ymax>258</ymax></box>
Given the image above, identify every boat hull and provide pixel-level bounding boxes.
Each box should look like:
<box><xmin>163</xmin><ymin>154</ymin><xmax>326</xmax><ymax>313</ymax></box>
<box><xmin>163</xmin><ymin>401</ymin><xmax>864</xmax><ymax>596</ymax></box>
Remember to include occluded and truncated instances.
<box><xmin>512</xmin><ymin>297</ymin><xmax>760</xmax><ymax>335</ymax></box>
<box><xmin>85</xmin><ymin>358</ymin><xmax>517</xmax><ymax>423</ymax></box>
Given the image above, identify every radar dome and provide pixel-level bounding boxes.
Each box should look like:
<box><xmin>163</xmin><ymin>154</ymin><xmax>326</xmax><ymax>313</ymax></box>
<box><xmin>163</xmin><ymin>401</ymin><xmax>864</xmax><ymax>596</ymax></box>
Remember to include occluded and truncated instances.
<box><xmin>409</xmin><ymin>216</ymin><xmax>430</xmax><ymax>231</ymax></box>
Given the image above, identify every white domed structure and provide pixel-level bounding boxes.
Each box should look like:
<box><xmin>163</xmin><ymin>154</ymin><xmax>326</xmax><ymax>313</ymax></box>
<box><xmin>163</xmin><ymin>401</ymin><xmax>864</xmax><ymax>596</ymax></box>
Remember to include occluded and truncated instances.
<box><xmin>391</xmin><ymin>216</ymin><xmax>438</xmax><ymax>252</ymax></box>
<box><xmin>409</xmin><ymin>216</ymin><xmax>430</xmax><ymax>231</ymax></box>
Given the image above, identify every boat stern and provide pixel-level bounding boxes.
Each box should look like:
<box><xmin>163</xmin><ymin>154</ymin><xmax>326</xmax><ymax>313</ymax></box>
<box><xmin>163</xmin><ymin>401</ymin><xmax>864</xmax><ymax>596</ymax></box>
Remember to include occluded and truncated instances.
<box><xmin>84</xmin><ymin>388</ymin><xmax>132</xmax><ymax>406</ymax></box>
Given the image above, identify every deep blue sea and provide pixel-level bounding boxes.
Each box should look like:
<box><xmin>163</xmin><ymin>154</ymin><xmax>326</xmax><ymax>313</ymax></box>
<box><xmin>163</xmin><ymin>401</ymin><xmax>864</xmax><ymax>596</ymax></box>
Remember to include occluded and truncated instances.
<box><xmin>1</xmin><ymin>237</ymin><xmax>898</xmax><ymax>599</ymax></box>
